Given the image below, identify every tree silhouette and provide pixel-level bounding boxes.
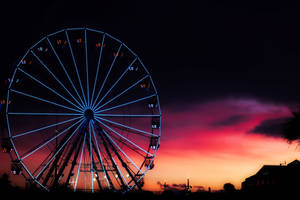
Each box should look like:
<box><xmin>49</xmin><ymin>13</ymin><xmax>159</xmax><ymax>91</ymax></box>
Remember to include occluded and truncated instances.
<box><xmin>0</xmin><ymin>173</ymin><xmax>12</xmax><ymax>189</ymax></box>
<box><xmin>283</xmin><ymin>112</ymin><xmax>300</xmax><ymax>142</ymax></box>
<box><xmin>223</xmin><ymin>183</ymin><xmax>236</xmax><ymax>193</ymax></box>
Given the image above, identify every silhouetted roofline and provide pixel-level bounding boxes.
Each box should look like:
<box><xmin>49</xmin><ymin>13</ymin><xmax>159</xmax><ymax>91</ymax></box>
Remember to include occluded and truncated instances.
<box><xmin>287</xmin><ymin>159</ymin><xmax>300</xmax><ymax>167</ymax></box>
<box><xmin>247</xmin><ymin>160</ymin><xmax>300</xmax><ymax>178</ymax></box>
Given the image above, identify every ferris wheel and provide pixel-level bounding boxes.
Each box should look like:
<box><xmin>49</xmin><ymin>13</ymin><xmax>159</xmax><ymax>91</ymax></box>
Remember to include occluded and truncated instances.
<box><xmin>4</xmin><ymin>27</ymin><xmax>161</xmax><ymax>192</ymax></box>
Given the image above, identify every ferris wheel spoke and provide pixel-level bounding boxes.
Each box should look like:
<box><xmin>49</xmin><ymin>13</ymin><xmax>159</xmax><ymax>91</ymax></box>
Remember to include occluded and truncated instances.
<box><xmin>94</xmin><ymin>75</ymin><xmax>149</xmax><ymax>112</ymax></box>
<box><xmin>46</xmin><ymin>37</ymin><xmax>86</xmax><ymax>107</ymax></box>
<box><xmin>65</xmin><ymin>30</ymin><xmax>88</xmax><ymax>107</ymax></box>
<box><xmin>74</xmin><ymin>129</ymin><xmax>87</xmax><ymax>192</ymax></box>
<box><xmin>10</xmin><ymin>89</ymin><xmax>81</xmax><ymax>113</ymax></box>
<box><xmin>96</xmin><ymin>119</ymin><xmax>153</xmax><ymax>157</ymax></box>
<box><xmin>88</xmin><ymin>121</ymin><xmax>94</xmax><ymax>192</ymax></box>
<box><xmin>8</xmin><ymin>112</ymin><xmax>82</xmax><ymax>116</ymax></box>
<box><xmin>92</xmin><ymin>66</ymin><xmax>129</xmax><ymax>110</ymax></box>
<box><xmin>30</xmin><ymin>50</ymin><xmax>84</xmax><ymax>111</ymax></box>
<box><xmin>96</xmin><ymin>114</ymin><xmax>161</xmax><ymax>118</ymax></box>
<box><xmin>84</xmin><ymin>29</ymin><xmax>90</xmax><ymax>107</ymax></box>
<box><xmin>21</xmin><ymin>118</ymin><xmax>83</xmax><ymax>161</ymax></box>
<box><xmin>95</xmin><ymin>116</ymin><xmax>157</xmax><ymax>138</ymax></box>
<box><xmin>90</xmin><ymin>33</ymin><xmax>106</xmax><ymax>107</ymax></box>
<box><xmin>96</xmin><ymin>93</ymin><xmax>156</xmax><ymax>114</ymax></box>
<box><xmin>92</xmin><ymin>57</ymin><xmax>137</xmax><ymax>110</ymax></box>
<box><xmin>36</xmin><ymin>119</ymin><xmax>84</xmax><ymax>180</ymax></box>
<box><xmin>32</xmin><ymin>151</ymin><xmax>54</xmax><ymax>177</ymax></box>
<box><xmin>92</xmin><ymin>43</ymin><xmax>123</xmax><ymax>109</ymax></box>
<box><xmin>96</xmin><ymin>121</ymin><xmax>142</xmax><ymax>188</ymax></box>
<box><xmin>90</xmin><ymin>123</ymin><xmax>112</xmax><ymax>189</ymax></box>
<box><xmin>92</xmin><ymin>121</ymin><xmax>128</xmax><ymax>189</ymax></box>
<box><xmin>110</xmin><ymin>133</ymin><xmax>145</xmax><ymax>158</ymax></box>
<box><xmin>12</xmin><ymin>116</ymin><xmax>82</xmax><ymax>139</ymax></box>
<box><xmin>17</xmin><ymin>68</ymin><xmax>83</xmax><ymax>112</ymax></box>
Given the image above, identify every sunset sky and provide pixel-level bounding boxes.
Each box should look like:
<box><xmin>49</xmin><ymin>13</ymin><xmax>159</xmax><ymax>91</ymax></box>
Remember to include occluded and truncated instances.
<box><xmin>1</xmin><ymin>1</ymin><xmax>300</xmax><ymax>192</ymax></box>
<box><xmin>143</xmin><ymin>98</ymin><xmax>299</xmax><ymax>191</ymax></box>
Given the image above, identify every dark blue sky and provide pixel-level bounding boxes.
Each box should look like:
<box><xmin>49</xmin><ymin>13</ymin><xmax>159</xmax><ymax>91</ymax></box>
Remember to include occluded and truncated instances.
<box><xmin>2</xmin><ymin>1</ymin><xmax>300</xmax><ymax>107</ymax></box>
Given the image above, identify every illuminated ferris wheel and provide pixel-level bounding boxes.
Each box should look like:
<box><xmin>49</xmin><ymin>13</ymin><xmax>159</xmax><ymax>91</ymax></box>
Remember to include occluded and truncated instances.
<box><xmin>4</xmin><ymin>27</ymin><xmax>161</xmax><ymax>192</ymax></box>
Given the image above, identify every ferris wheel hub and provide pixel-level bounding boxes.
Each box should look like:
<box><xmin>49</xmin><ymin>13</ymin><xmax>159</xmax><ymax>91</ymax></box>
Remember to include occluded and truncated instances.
<box><xmin>84</xmin><ymin>108</ymin><xmax>94</xmax><ymax>120</ymax></box>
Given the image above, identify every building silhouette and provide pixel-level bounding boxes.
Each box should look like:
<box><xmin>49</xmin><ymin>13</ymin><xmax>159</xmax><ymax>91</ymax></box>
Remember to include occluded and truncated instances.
<box><xmin>242</xmin><ymin>160</ymin><xmax>300</xmax><ymax>191</ymax></box>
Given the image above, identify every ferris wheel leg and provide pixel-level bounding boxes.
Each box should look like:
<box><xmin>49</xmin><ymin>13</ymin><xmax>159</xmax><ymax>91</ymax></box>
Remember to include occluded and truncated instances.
<box><xmin>52</xmin><ymin>131</ymin><xmax>84</xmax><ymax>189</ymax></box>
<box><xmin>38</xmin><ymin>121</ymin><xmax>87</xmax><ymax>188</ymax></box>
<box><xmin>90</xmin><ymin>133</ymin><xmax>115</xmax><ymax>190</ymax></box>
<box><xmin>65</xmin><ymin>131</ymin><xmax>85</xmax><ymax>188</ymax></box>
<box><xmin>93</xmin><ymin>121</ymin><xmax>142</xmax><ymax>191</ymax></box>
<box><xmin>42</xmin><ymin>130</ymin><xmax>82</xmax><ymax>188</ymax></box>
<box><xmin>93</xmin><ymin>122</ymin><xmax>127</xmax><ymax>190</ymax></box>
<box><xmin>85</xmin><ymin>134</ymin><xmax>103</xmax><ymax>191</ymax></box>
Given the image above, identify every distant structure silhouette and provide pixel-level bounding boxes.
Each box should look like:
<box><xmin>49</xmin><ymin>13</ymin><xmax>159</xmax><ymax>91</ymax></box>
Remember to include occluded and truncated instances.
<box><xmin>157</xmin><ymin>179</ymin><xmax>205</xmax><ymax>193</ymax></box>
<box><xmin>242</xmin><ymin>159</ymin><xmax>300</xmax><ymax>191</ymax></box>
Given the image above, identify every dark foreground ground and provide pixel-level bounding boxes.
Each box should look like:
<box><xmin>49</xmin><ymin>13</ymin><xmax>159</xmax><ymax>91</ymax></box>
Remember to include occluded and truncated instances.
<box><xmin>0</xmin><ymin>186</ymin><xmax>298</xmax><ymax>200</ymax></box>
<box><xmin>1</xmin><ymin>173</ymin><xmax>298</xmax><ymax>200</ymax></box>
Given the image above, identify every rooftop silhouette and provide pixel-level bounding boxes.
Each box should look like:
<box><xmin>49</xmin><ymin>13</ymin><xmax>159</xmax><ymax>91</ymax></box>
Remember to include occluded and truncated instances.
<box><xmin>242</xmin><ymin>159</ymin><xmax>300</xmax><ymax>191</ymax></box>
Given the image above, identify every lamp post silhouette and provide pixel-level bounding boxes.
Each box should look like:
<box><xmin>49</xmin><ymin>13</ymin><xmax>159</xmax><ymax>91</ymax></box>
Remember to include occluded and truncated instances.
<box><xmin>185</xmin><ymin>177</ymin><xmax>192</xmax><ymax>192</ymax></box>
